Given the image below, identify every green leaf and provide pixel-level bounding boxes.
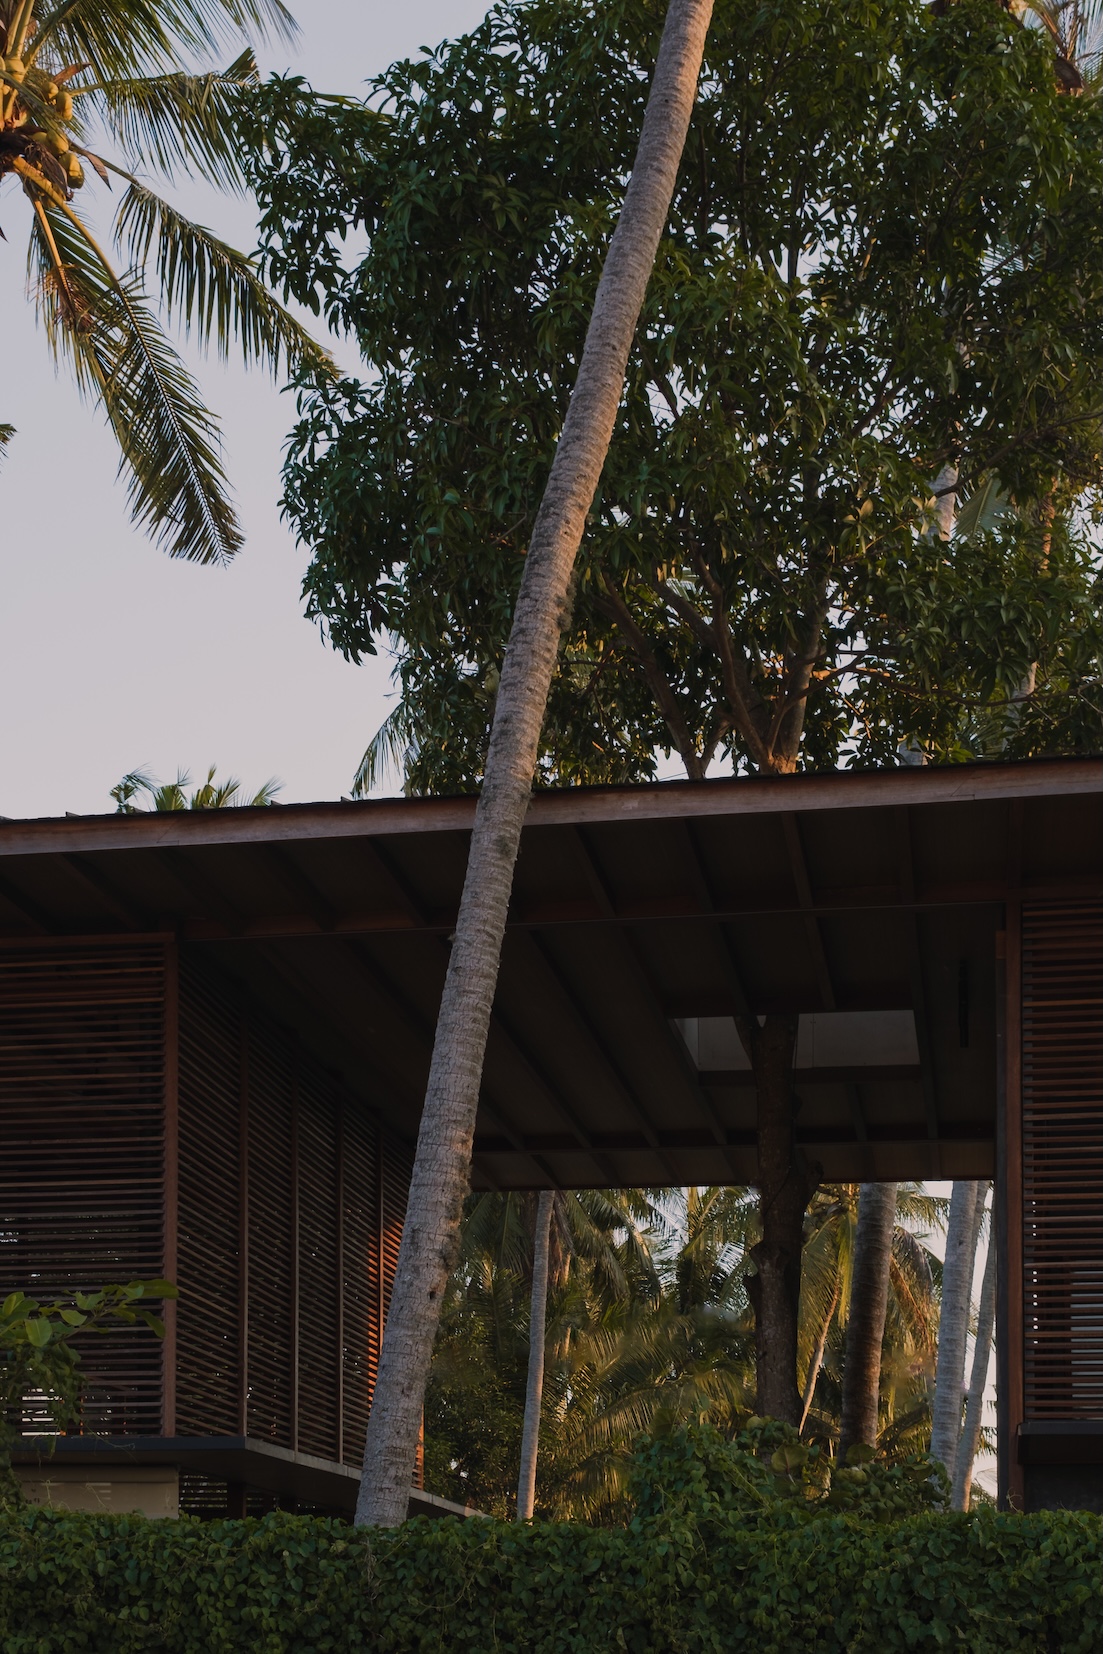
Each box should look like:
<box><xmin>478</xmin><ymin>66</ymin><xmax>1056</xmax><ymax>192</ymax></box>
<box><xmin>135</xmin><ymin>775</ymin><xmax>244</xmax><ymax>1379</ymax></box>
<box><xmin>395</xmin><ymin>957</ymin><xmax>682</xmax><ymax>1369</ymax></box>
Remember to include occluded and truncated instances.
<box><xmin>30</xmin><ymin>200</ymin><xmax>243</xmax><ymax>564</ymax></box>
<box><xmin>116</xmin><ymin>181</ymin><xmax>335</xmax><ymax>378</ymax></box>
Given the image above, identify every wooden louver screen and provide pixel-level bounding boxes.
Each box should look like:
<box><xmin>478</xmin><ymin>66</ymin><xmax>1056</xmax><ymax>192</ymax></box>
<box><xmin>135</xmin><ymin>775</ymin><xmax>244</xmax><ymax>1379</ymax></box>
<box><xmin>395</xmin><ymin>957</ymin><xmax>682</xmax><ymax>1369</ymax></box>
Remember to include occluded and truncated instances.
<box><xmin>0</xmin><ymin>941</ymin><xmax>167</xmax><ymax>1436</ymax></box>
<box><xmin>176</xmin><ymin>955</ymin><xmax>410</xmax><ymax>1465</ymax></box>
<box><xmin>1021</xmin><ymin>902</ymin><xmax>1103</xmax><ymax>1420</ymax></box>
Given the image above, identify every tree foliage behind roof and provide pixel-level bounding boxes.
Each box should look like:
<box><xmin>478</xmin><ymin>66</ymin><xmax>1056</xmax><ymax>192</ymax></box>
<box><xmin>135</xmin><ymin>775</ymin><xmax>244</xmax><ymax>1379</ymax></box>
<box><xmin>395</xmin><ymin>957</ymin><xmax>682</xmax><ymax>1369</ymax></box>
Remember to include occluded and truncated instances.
<box><xmin>248</xmin><ymin>0</ymin><xmax>1102</xmax><ymax>790</ymax></box>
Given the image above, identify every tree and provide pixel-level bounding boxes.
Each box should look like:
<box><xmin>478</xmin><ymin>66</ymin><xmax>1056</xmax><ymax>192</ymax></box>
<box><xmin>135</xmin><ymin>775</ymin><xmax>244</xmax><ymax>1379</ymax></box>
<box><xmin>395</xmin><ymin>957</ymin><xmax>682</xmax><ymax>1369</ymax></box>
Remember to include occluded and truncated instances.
<box><xmin>424</xmin><ymin>1186</ymin><xmax>671</xmax><ymax>1520</ymax></box>
<box><xmin>837</xmin><ymin>1182</ymin><xmax>899</xmax><ymax>1462</ymax></box>
<box><xmin>929</xmin><ymin>1179</ymin><xmax>987</xmax><ymax>1480</ymax></box>
<box><xmin>111</xmin><ymin>764</ymin><xmax>280</xmax><ymax>810</ymax></box>
<box><xmin>952</xmin><ymin>1212</ymin><xmax>996</xmax><ymax>1510</ymax></box>
<box><xmin>0</xmin><ymin>0</ymin><xmax>332</xmax><ymax>563</ymax></box>
<box><xmin>248</xmin><ymin>0</ymin><xmax>1101</xmax><ymax>1437</ymax></box>
<box><xmin>798</xmin><ymin>1182</ymin><xmax>945</xmax><ymax>1457</ymax></box>
<box><xmin>516</xmin><ymin>1188</ymin><xmax>553</xmax><ymax>1520</ymax></box>
<box><xmin>424</xmin><ymin>1182</ymin><xmax>946</xmax><ymax>1519</ymax></box>
<box><xmin>315</xmin><ymin>0</ymin><xmax>715</xmax><ymax>1528</ymax></box>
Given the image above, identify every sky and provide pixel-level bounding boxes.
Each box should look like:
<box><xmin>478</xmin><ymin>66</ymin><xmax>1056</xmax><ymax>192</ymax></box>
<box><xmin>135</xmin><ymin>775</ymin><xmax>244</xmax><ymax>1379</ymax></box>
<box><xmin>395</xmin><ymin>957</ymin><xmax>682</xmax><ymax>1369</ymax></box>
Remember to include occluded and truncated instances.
<box><xmin>0</xmin><ymin>1</ymin><xmax>494</xmax><ymax>821</ymax></box>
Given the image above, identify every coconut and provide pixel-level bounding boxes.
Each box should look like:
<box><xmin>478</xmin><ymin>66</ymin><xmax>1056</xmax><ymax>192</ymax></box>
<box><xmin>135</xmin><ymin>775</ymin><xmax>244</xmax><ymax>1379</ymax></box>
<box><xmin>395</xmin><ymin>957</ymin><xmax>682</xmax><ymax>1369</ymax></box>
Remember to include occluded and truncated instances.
<box><xmin>65</xmin><ymin>154</ymin><xmax>84</xmax><ymax>189</ymax></box>
<box><xmin>3</xmin><ymin>57</ymin><xmax>27</xmax><ymax>84</ymax></box>
<box><xmin>55</xmin><ymin>90</ymin><xmax>73</xmax><ymax>120</ymax></box>
<box><xmin>44</xmin><ymin>132</ymin><xmax>69</xmax><ymax>157</ymax></box>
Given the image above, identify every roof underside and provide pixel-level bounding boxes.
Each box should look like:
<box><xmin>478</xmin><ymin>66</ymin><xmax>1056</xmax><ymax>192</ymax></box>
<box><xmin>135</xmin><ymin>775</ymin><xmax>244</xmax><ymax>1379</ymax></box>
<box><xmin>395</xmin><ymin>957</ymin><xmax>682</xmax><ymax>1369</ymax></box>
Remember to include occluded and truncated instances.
<box><xmin>0</xmin><ymin>757</ymin><xmax>1099</xmax><ymax>1188</ymax></box>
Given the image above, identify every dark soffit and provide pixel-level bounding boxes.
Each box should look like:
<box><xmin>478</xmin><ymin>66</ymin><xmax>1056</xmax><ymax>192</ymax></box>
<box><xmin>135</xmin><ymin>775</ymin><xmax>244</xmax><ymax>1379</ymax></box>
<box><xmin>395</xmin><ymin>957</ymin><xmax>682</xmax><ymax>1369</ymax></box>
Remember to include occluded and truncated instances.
<box><xmin>0</xmin><ymin>755</ymin><xmax>1098</xmax><ymax>1189</ymax></box>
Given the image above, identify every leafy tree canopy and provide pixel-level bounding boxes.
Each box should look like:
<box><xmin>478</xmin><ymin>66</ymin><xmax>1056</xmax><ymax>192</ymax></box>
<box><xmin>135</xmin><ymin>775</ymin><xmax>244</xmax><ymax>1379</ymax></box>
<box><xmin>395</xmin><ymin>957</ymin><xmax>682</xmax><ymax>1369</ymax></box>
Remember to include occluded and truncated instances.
<box><xmin>247</xmin><ymin>0</ymin><xmax>1102</xmax><ymax>790</ymax></box>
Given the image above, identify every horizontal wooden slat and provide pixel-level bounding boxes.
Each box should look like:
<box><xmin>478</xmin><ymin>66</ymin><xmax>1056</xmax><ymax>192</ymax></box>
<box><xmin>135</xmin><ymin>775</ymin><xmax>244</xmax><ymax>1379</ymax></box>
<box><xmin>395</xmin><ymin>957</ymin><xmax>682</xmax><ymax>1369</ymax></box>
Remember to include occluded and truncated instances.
<box><xmin>0</xmin><ymin>942</ymin><xmax>166</xmax><ymax>1436</ymax></box>
<box><xmin>1022</xmin><ymin>902</ymin><xmax>1103</xmax><ymax>1420</ymax></box>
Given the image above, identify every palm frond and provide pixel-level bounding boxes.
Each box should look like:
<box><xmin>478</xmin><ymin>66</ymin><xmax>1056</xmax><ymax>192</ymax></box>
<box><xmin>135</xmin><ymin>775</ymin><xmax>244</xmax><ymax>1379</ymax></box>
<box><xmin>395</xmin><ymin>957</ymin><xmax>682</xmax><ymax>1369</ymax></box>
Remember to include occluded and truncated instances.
<box><xmin>92</xmin><ymin>52</ymin><xmax>260</xmax><ymax>191</ymax></box>
<box><xmin>353</xmin><ymin>699</ymin><xmax>423</xmax><ymax>798</ymax></box>
<box><xmin>30</xmin><ymin>201</ymin><xmax>242</xmax><ymax>563</ymax></box>
<box><xmin>117</xmin><ymin>179</ymin><xmax>334</xmax><ymax>377</ymax></box>
<box><xmin>0</xmin><ymin>423</ymin><xmax>14</xmax><ymax>466</ymax></box>
<box><xmin>111</xmin><ymin>764</ymin><xmax>281</xmax><ymax>810</ymax></box>
<box><xmin>31</xmin><ymin>0</ymin><xmax>296</xmax><ymax>82</ymax></box>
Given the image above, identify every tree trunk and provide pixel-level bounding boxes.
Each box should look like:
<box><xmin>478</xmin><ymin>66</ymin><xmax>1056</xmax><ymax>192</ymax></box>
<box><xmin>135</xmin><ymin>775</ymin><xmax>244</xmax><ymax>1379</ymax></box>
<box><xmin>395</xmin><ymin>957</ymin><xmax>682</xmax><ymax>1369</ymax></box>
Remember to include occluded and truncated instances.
<box><xmin>929</xmin><ymin>1179</ymin><xmax>985</xmax><ymax>1481</ymax></box>
<box><xmin>838</xmin><ymin>1182</ymin><xmax>898</xmax><ymax>1461</ymax></box>
<box><xmin>952</xmin><ymin>1187</ymin><xmax>995</xmax><ymax>1511</ymax></box>
<box><xmin>799</xmin><ymin>1276</ymin><xmax>839</xmax><ymax>1434</ymax></box>
<box><xmin>742</xmin><ymin>1013</ymin><xmax>816</xmax><ymax>1426</ymax></box>
<box><xmin>516</xmin><ymin>1189</ymin><xmax>554</xmax><ymax>1521</ymax></box>
<box><xmin>354</xmin><ymin>0</ymin><xmax>716</xmax><ymax>1528</ymax></box>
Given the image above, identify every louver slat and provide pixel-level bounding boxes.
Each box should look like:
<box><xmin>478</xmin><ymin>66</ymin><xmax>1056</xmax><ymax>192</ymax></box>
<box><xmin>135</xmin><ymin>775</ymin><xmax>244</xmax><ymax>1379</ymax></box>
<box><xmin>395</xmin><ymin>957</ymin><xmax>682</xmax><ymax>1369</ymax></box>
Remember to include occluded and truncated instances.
<box><xmin>176</xmin><ymin>962</ymin><xmax>241</xmax><ymax>1436</ymax></box>
<box><xmin>0</xmin><ymin>941</ymin><xmax>167</xmax><ymax>1435</ymax></box>
<box><xmin>1021</xmin><ymin>903</ymin><xmax>1103</xmax><ymax>1421</ymax></box>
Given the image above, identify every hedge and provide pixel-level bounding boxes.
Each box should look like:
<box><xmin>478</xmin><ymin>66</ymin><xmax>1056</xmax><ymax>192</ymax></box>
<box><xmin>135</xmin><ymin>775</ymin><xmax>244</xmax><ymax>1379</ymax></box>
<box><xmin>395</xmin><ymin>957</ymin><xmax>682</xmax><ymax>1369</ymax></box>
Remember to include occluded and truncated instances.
<box><xmin>1</xmin><ymin>1504</ymin><xmax>1101</xmax><ymax>1653</ymax></box>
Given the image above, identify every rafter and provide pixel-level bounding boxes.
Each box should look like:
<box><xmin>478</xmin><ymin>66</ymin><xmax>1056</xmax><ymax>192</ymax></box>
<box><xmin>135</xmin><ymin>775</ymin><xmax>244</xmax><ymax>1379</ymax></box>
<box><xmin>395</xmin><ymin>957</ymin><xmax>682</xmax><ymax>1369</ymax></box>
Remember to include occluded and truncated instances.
<box><xmin>781</xmin><ymin>814</ymin><xmax>836</xmax><ymax>1011</ymax></box>
<box><xmin>566</xmin><ymin>825</ymin><xmax>744</xmax><ymax>1174</ymax></box>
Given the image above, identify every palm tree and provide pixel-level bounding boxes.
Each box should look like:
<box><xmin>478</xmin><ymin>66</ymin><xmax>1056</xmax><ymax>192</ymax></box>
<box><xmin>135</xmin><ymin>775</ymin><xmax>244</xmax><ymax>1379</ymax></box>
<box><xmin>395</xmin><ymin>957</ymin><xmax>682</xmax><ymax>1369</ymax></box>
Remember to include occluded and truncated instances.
<box><xmin>953</xmin><ymin>1219</ymin><xmax>997</xmax><ymax>1510</ymax></box>
<box><xmin>798</xmin><ymin>1183</ymin><xmax>946</xmax><ymax>1458</ymax></box>
<box><xmin>516</xmin><ymin>1189</ymin><xmax>554</xmax><ymax>1522</ymax></box>
<box><xmin>929</xmin><ymin>1181</ymin><xmax>987</xmax><ymax>1479</ymax></box>
<box><xmin>355</xmin><ymin>0</ymin><xmax>717</xmax><ymax>1528</ymax></box>
<box><xmin>111</xmin><ymin>764</ymin><xmax>280</xmax><ymax>809</ymax></box>
<box><xmin>425</xmin><ymin>1183</ymin><xmax>947</xmax><ymax>1521</ymax></box>
<box><xmin>838</xmin><ymin>1183</ymin><xmax>899</xmax><ymax>1461</ymax></box>
<box><xmin>1021</xmin><ymin>0</ymin><xmax>1102</xmax><ymax>91</ymax></box>
<box><xmin>0</xmin><ymin>0</ymin><xmax>332</xmax><ymax>564</ymax></box>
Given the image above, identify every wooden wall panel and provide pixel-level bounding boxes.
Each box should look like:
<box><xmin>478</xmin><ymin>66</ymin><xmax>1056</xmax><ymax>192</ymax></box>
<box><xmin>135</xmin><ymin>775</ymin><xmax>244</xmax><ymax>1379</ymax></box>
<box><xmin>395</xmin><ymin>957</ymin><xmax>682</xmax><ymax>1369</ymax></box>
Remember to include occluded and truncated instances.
<box><xmin>1021</xmin><ymin>902</ymin><xmax>1103</xmax><ymax>1420</ymax></box>
<box><xmin>176</xmin><ymin>961</ymin><xmax>241</xmax><ymax>1435</ymax></box>
<box><xmin>0</xmin><ymin>941</ymin><xmax>166</xmax><ymax>1435</ymax></box>
<box><xmin>341</xmin><ymin>1105</ymin><xmax>380</xmax><ymax>1467</ymax></box>
<box><xmin>245</xmin><ymin>1029</ymin><xmax>295</xmax><ymax>1447</ymax></box>
<box><xmin>295</xmin><ymin>1066</ymin><xmax>342</xmax><ymax>1463</ymax></box>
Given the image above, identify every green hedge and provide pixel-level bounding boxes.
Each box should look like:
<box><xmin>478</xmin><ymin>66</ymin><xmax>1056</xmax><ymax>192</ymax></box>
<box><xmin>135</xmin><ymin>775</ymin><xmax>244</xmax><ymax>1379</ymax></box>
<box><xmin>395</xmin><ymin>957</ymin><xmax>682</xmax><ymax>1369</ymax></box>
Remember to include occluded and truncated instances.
<box><xmin>1</xmin><ymin>1505</ymin><xmax>1101</xmax><ymax>1653</ymax></box>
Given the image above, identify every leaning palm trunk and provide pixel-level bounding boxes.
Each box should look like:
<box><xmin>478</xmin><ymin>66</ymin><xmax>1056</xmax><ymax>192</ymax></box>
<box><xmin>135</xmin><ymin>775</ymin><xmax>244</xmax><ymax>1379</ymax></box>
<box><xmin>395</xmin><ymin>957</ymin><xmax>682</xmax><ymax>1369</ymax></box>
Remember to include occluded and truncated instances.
<box><xmin>517</xmin><ymin>1190</ymin><xmax>555</xmax><ymax>1520</ymax></box>
<box><xmin>799</xmin><ymin>1276</ymin><xmax>839</xmax><ymax>1433</ymax></box>
<box><xmin>354</xmin><ymin>0</ymin><xmax>716</xmax><ymax>1528</ymax></box>
<box><xmin>838</xmin><ymin>1182</ymin><xmax>898</xmax><ymax>1460</ymax></box>
<box><xmin>929</xmin><ymin>1180</ymin><xmax>985</xmax><ymax>1480</ymax></box>
<box><xmin>952</xmin><ymin>1188</ymin><xmax>996</xmax><ymax>1510</ymax></box>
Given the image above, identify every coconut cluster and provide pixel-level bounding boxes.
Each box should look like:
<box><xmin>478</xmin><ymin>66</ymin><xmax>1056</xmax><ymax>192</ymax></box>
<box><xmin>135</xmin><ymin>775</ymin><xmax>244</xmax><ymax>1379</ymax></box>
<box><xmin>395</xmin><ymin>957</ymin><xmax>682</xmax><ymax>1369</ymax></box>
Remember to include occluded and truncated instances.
<box><xmin>2</xmin><ymin>57</ymin><xmax>83</xmax><ymax>190</ymax></box>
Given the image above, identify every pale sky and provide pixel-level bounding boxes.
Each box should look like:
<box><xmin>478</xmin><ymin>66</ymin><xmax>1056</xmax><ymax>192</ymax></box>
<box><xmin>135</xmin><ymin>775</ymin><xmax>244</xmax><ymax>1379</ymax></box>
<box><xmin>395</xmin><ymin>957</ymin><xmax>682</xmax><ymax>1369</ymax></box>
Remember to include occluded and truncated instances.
<box><xmin>0</xmin><ymin>1</ymin><xmax>493</xmax><ymax>820</ymax></box>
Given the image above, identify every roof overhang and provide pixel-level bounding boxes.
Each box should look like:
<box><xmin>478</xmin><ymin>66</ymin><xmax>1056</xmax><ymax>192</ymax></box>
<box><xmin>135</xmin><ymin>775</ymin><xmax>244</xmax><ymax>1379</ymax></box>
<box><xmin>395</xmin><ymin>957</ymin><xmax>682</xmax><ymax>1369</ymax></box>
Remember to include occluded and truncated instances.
<box><xmin>1</xmin><ymin>755</ymin><xmax>1099</xmax><ymax>1187</ymax></box>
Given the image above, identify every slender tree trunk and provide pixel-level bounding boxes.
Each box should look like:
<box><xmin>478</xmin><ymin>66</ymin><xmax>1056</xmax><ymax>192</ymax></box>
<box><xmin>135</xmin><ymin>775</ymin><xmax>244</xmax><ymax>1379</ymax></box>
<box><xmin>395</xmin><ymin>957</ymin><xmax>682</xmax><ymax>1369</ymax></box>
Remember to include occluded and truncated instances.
<box><xmin>742</xmin><ymin>1013</ymin><xmax>817</xmax><ymax>1426</ymax></box>
<box><xmin>354</xmin><ymin>0</ymin><xmax>716</xmax><ymax>1528</ymax></box>
<box><xmin>929</xmin><ymin>1180</ymin><xmax>985</xmax><ymax>1481</ymax></box>
<box><xmin>953</xmin><ymin>1187</ymin><xmax>995</xmax><ymax>1511</ymax></box>
<box><xmin>838</xmin><ymin>1182</ymin><xmax>898</xmax><ymax>1461</ymax></box>
<box><xmin>799</xmin><ymin>1276</ymin><xmax>839</xmax><ymax>1433</ymax></box>
<box><xmin>516</xmin><ymin>1190</ymin><xmax>555</xmax><ymax>1521</ymax></box>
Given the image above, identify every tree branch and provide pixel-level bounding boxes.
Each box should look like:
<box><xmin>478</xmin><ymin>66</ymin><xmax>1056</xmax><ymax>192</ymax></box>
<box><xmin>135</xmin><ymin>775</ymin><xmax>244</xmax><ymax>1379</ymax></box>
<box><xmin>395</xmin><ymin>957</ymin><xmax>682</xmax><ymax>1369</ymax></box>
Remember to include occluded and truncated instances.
<box><xmin>594</xmin><ymin>577</ymin><xmax>708</xmax><ymax>779</ymax></box>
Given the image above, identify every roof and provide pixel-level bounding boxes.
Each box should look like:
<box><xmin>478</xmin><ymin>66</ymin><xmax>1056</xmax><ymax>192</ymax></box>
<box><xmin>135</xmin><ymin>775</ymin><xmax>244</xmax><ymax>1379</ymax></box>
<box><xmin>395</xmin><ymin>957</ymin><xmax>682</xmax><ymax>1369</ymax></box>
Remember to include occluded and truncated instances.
<box><xmin>1</xmin><ymin>754</ymin><xmax>1099</xmax><ymax>1188</ymax></box>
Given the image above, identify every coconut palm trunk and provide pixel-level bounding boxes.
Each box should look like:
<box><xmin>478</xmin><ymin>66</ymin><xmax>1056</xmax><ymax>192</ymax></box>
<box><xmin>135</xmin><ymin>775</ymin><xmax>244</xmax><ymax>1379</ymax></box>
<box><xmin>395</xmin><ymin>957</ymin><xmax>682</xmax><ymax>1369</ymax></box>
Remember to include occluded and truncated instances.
<box><xmin>354</xmin><ymin>0</ymin><xmax>716</xmax><ymax>1528</ymax></box>
<box><xmin>838</xmin><ymin>1182</ymin><xmax>898</xmax><ymax>1460</ymax></box>
<box><xmin>952</xmin><ymin>1187</ymin><xmax>995</xmax><ymax>1510</ymax></box>
<box><xmin>929</xmin><ymin>1179</ymin><xmax>985</xmax><ymax>1480</ymax></box>
<box><xmin>516</xmin><ymin>1189</ymin><xmax>555</xmax><ymax>1521</ymax></box>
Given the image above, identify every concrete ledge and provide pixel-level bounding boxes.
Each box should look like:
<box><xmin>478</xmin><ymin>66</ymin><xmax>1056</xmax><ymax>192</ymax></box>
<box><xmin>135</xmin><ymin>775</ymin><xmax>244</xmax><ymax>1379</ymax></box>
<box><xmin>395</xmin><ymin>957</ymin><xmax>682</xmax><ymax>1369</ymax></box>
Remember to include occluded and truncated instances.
<box><xmin>12</xmin><ymin>1436</ymin><xmax>480</xmax><ymax>1519</ymax></box>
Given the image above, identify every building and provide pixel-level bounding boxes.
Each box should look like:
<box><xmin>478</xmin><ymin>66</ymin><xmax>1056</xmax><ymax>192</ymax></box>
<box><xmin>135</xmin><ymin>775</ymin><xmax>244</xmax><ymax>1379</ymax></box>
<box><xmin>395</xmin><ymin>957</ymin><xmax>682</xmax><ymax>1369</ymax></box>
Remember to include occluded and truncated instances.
<box><xmin>2</xmin><ymin>754</ymin><xmax>1100</xmax><ymax>1514</ymax></box>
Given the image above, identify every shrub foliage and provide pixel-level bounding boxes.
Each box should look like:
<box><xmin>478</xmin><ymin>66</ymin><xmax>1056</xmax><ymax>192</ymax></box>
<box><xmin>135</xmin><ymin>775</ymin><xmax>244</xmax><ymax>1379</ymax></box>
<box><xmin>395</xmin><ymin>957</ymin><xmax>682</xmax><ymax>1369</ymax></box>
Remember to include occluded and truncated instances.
<box><xmin>1</xmin><ymin>1480</ymin><xmax>1100</xmax><ymax>1652</ymax></box>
